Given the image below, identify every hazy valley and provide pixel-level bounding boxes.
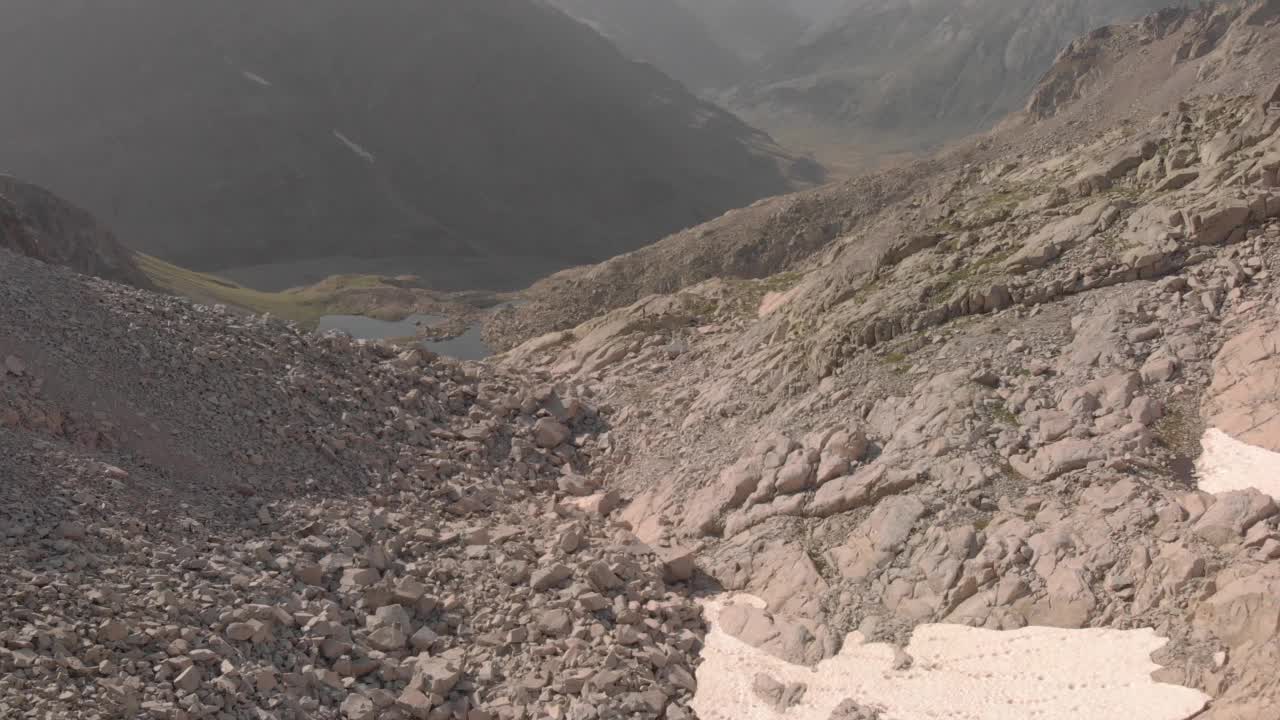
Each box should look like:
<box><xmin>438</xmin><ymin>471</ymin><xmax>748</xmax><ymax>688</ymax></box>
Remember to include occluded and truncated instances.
<box><xmin>0</xmin><ymin>0</ymin><xmax>819</xmax><ymax>275</ymax></box>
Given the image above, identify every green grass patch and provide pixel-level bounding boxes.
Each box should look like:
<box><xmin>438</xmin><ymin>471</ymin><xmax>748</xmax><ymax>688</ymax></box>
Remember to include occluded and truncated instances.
<box><xmin>1152</xmin><ymin>396</ymin><xmax>1202</xmax><ymax>456</ymax></box>
<box><xmin>713</xmin><ymin>270</ymin><xmax>807</xmax><ymax>319</ymax></box>
<box><xmin>847</xmin><ymin>274</ymin><xmax>886</xmax><ymax>305</ymax></box>
<box><xmin>925</xmin><ymin>247</ymin><xmax>1017</xmax><ymax>304</ymax></box>
<box><xmin>881</xmin><ymin>350</ymin><xmax>913</xmax><ymax>375</ymax></box>
<box><xmin>1106</xmin><ymin>182</ymin><xmax>1146</xmax><ymax>204</ymax></box>
<box><xmin>978</xmin><ymin>188</ymin><xmax>1034</xmax><ymax>211</ymax></box>
<box><xmin>138</xmin><ymin>254</ymin><xmax>402</xmax><ymax>328</ymax></box>
<box><xmin>682</xmin><ymin>296</ymin><xmax>721</xmax><ymax>319</ymax></box>
<box><xmin>991</xmin><ymin>403</ymin><xmax>1019</xmax><ymax>426</ymax></box>
<box><xmin>948</xmin><ymin>187</ymin><xmax>1036</xmax><ymax>232</ymax></box>
<box><xmin>760</xmin><ymin>271</ymin><xmax>803</xmax><ymax>293</ymax></box>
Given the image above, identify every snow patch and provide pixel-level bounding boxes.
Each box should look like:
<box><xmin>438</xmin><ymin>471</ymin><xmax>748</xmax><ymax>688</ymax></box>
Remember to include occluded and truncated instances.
<box><xmin>332</xmin><ymin>131</ymin><xmax>376</xmax><ymax>164</ymax></box>
<box><xmin>693</xmin><ymin>595</ymin><xmax>1209</xmax><ymax>720</ymax></box>
<box><xmin>1197</xmin><ymin>427</ymin><xmax>1280</xmax><ymax>500</ymax></box>
<box><xmin>240</xmin><ymin>70</ymin><xmax>272</xmax><ymax>87</ymax></box>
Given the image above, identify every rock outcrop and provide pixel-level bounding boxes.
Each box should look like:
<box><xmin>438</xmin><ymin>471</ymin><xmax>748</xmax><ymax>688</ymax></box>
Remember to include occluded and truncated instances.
<box><xmin>0</xmin><ymin>177</ymin><xmax>150</xmax><ymax>288</ymax></box>
<box><xmin>729</xmin><ymin>0</ymin><xmax>1172</xmax><ymax>141</ymax></box>
<box><xmin>500</xmin><ymin>40</ymin><xmax>1280</xmax><ymax>717</ymax></box>
<box><xmin>1205</xmin><ymin>317</ymin><xmax>1280</xmax><ymax>451</ymax></box>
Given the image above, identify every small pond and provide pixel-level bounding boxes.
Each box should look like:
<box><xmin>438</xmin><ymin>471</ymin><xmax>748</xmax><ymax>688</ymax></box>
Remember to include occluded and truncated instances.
<box><xmin>317</xmin><ymin>313</ymin><xmax>493</xmax><ymax>361</ymax></box>
<box><xmin>419</xmin><ymin>323</ymin><xmax>491</xmax><ymax>361</ymax></box>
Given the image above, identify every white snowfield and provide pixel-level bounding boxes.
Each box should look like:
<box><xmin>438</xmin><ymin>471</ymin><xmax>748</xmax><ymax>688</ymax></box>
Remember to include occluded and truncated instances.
<box><xmin>332</xmin><ymin>130</ymin><xmax>377</xmax><ymax>164</ymax></box>
<box><xmin>330</xmin><ymin>131</ymin><xmax>373</xmax><ymax>165</ymax></box>
<box><xmin>693</xmin><ymin>595</ymin><xmax>1210</xmax><ymax>720</ymax></box>
<box><xmin>1197</xmin><ymin>427</ymin><xmax>1280</xmax><ymax>500</ymax></box>
<box><xmin>240</xmin><ymin>70</ymin><xmax>273</xmax><ymax>87</ymax></box>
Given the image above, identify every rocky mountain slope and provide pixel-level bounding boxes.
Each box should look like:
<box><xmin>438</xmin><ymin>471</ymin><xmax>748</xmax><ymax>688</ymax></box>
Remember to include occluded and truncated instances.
<box><xmin>489</xmin><ymin>2</ymin><xmax>1280</xmax><ymax>717</ymax></box>
<box><xmin>0</xmin><ymin>176</ymin><xmax>150</xmax><ymax>288</ymax></box>
<box><xmin>0</xmin><ymin>0</ymin><xmax>818</xmax><ymax>273</ymax></box>
<box><xmin>6</xmin><ymin>2</ymin><xmax>1280</xmax><ymax>719</ymax></box>
<box><xmin>727</xmin><ymin>0</ymin><xmax>1178</xmax><ymax>146</ymax></box>
<box><xmin>487</xmin><ymin>0</ymin><xmax>1276</xmax><ymax>349</ymax></box>
<box><xmin>0</xmin><ymin>250</ymin><xmax>704</xmax><ymax>719</ymax></box>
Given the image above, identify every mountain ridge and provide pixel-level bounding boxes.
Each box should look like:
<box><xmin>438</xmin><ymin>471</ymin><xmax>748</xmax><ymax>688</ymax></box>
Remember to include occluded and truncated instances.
<box><xmin>727</xmin><ymin>0</ymin><xmax>1180</xmax><ymax>145</ymax></box>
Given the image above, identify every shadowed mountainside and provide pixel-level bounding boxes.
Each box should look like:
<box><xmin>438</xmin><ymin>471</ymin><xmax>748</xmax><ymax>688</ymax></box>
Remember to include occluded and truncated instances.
<box><xmin>0</xmin><ymin>176</ymin><xmax>151</xmax><ymax>288</ymax></box>
<box><xmin>0</xmin><ymin>0</ymin><xmax>820</xmax><ymax>273</ymax></box>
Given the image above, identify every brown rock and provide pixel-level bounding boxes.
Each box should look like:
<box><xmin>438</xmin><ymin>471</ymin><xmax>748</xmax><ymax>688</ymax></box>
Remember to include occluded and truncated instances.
<box><xmin>531</xmin><ymin>563</ymin><xmax>572</xmax><ymax>590</ymax></box>
<box><xmin>409</xmin><ymin>655</ymin><xmax>461</xmax><ymax>696</ymax></box>
<box><xmin>538</xmin><ymin>609</ymin><xmax>574</xmax><ymax>637</ymax></box>
<box><xmin>1193</xmin><ymin>490</ymin><xmax>1278</xmax><ymax>546</ymax></box>
<box><xmin>1195</xmin><ymin>565</ymin><xmax>1280</xmax><ymax>647</ymax></box>
<box><xmin>717</xmin><ymin>603</ymin><xmax>838</xmax><ymax>666</ymax></box>
<box><xmin>586</xmin><ymin>560</ymin><xmax>623</xmax><ymax>590</ymax></box>
<box><xmin>751</xmin><ymin>673</ymin><xmax>807</xmax><ymax>711</ymax></box>
<box><xmin>98</xmin><ymin>619</ymin><xmax>129</xmax><ymax>643</ymax></box>
<box><xmin>828</xmin><ymin>699</ymin><xmax>883</xmax><ymax>720</ymax></box>
<box><xmin>565</xmin><ymin>490</ymin><xmax>622</xmax><ymax>516</ymax></box>
<box><xmin>397</xmin><ymin>689</ymin><xmax>434</xmax><ymax>719</ymax></box>
<box><xmin>341</xmin><ymin>694</ymin><xmax>378</xmax><ymax>720</ymax></box>
<box><xmin>368</xmin><ymin>625</ymin><xmax>408</xmax><ymax>651</ymax></box>
<box><xmin>1204</xmin><ymin>319</ymin><xmax>1280</xmax><ymax>451</ymax></box>
<box><xmin>3</xmin><ymin>355</ymin><xmax>25</xmax><ymax>375</ymax></box>
<box><xmin>173</xmin><ymin>666</ymin><xmax>202</xmax><ymax>693</ymax></box>
<box><xmin>659</xmin><ymin>547</ymin><xmax>696</xmax><ymax>583</ymax></box>
<box><xmin>533</xmin><ymin>418</ymin><xmax>572</xmax><ymax>448</ymax></box>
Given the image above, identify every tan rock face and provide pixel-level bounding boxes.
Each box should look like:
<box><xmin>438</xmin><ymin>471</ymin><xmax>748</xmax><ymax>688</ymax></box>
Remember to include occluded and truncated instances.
<box><xmin>1196</xmin><ymin>564</ymin><xmax>1280</xmax><ymax>648</ymax></box>
<box><xmin>716</xmin><ymin>604</ymin><xmax>839</xmax><ymax>667</ymax></box>
<box><xmin>827</xmin><ymin>496</ymin><xmax>927</xmax><ymax>581</ymax></box>
<box><xmin>1205</xmin><ymin>318</ymin><xmax>1280</xmax><ymax>451</ymax></box>
<box><xmin>1193</xmin><ymin>490</ymin><xmax>1278</xmax><ymax>546</ymax></box>
<box><xmin>704</xmin><ymin>533</ymin><xmax>830</xmax><ymax>619</ymax></box>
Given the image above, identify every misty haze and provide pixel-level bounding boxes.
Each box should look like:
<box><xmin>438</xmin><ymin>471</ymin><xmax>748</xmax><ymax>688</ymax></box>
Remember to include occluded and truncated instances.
<box><xmin>2</xmin><ymin>1</ymin><xmax>1280</xmax><ymax>719</ymax></box>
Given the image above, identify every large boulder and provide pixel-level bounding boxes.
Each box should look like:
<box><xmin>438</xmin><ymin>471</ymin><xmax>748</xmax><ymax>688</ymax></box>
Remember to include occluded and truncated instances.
<box><xmin>827</xmin><ymin>496</ymin><xmax>926</xmax><ymax>580</ymax></box>
<box><xmin>1185</xmin><ymin>198</ymin><xmax>1251</xmax><ymax>246</ymax></box>
<box><xmin>1005</xmin><ymin>201</ymin><xmax>1112</xmax><ymax>274</ymax></box>
<box><xmin>1195</xmin><ymin>564</ymin><xmax>1280</xmax><ymax>649</ymax></box>
<box><xmin>716</xmin><ymin>603</ymin><xmax>839</xmax><ymax>666</ymax></box>
<box><xmin>704</xmin><ymin>531</ymin><xmax>830</xmax><ymax>618</ymax></box>
<box><xmin>1012</xmin><ymin>438</ymin><xmax>1106</xmax><ymax>481</ymax></box>
<box><xmin>1192</xmin><ymin>490</ymin><xmax>1277</xmax><ymax>546</ymax></box>
<box><xmin>1204</xmin><ymin>318</ymin><xmax>1280</xmax><ymax>452</ymax></box>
